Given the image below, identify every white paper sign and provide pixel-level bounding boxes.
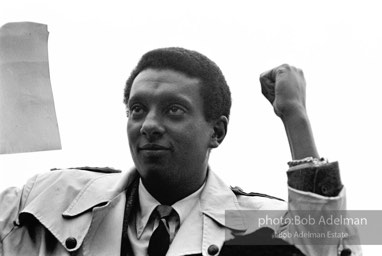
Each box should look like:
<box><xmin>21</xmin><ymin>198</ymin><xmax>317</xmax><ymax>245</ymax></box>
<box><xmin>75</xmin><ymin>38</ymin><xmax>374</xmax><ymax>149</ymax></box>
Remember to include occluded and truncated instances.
<box><xmin>0</xmin><ymin>22</ymin><xmax>61</xmax><ymax>154</ymax></box>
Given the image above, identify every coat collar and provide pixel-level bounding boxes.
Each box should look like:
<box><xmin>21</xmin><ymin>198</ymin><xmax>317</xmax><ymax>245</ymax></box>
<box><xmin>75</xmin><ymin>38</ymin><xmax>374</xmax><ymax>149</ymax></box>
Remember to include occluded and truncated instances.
<box><xmin>200</xmin><ymin>169</ymin><xmax>247</xmax><ymax>232</ymax></box>
<box><xmin>18</xmin><ymin>167</ymin><xmax>246</xmax><ymax>254</ymax></box>
<box><xmin>20</xmin><ymin>167</ymin><xmax>245</xmax><ymax>225</ymax></box>
<box><xmin>62</xmin><ymin>168</ymin><xmax>139</xmax><ymax>217</ymax></box>
<box><xmin>18</xmin><ymin>168</ymin><xmax>139</xmax><ymax>252</ymax></box>
<box><xmin>68</xmin><ymin>166</ymin><xmax>248</xmax><ymax>231</ymax></box>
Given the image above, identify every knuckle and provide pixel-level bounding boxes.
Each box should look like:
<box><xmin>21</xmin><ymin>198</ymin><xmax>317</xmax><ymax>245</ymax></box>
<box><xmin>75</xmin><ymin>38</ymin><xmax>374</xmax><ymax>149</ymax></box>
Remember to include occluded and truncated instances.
<box><xmin>275</xmin><ymin>64</ymin><xmax>292</xmax><ymax>75</ymax></box>
<box><xmin>259</xmin><ymin>71</ymin><xmax>270</xmax><ymax>80</ymax></box>
<box><xmin>280</xmin><ymin>63</ymin><xmax>291</xmax><ymax>70</ymax></box>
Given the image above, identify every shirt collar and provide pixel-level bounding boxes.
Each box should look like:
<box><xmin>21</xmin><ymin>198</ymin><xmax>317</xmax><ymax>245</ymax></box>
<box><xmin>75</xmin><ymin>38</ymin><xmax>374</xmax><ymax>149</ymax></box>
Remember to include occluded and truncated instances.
<box><xmin>136</xmin><ymin>178</ymin><xmax>205</xmax><ymax>238</ymax></box>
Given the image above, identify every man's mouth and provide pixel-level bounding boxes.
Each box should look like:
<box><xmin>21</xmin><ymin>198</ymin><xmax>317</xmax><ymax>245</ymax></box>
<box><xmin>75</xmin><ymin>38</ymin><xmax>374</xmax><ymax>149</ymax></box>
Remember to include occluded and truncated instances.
<box><xmin>138</xmin><ymin>144</ymin><xmax>171</xmax><ymax>151</ymax></box>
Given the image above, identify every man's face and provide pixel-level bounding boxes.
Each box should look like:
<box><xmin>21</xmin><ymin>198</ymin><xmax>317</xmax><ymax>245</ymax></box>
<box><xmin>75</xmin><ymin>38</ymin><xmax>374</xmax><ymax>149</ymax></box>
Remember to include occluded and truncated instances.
<box><xmin>127</xmin><ymin>69</ymin><xmax>214</xmax><ymax>189</ymax></box>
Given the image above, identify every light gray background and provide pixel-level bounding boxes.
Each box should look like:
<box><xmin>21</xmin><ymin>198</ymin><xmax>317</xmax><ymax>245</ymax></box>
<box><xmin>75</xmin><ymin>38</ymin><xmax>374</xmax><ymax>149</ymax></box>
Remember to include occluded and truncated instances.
<box><xmin>1</xmin><ymin>1</ymin><xmax>381</xmax><ymax>253</ymax></box>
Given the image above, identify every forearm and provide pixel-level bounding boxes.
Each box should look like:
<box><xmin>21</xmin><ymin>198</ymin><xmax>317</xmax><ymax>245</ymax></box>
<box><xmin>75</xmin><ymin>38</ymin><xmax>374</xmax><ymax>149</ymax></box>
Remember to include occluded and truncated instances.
<box><xmin>282</xmin><ymin>107</ymin><xmax>344</xmax><ymax>197</ymax></box>
<box><xmin>281</xmin><ymin>107</ymin><xmax>319</xmax><ymax>160</ymax></box>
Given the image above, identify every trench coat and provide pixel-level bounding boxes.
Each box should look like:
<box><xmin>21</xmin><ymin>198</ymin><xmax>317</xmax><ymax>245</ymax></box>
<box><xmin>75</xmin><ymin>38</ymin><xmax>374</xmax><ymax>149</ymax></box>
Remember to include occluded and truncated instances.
<box><xmin>0</xmin><ymin>164</ymin><xmax>360</xmax><ymax>256</ymax></box>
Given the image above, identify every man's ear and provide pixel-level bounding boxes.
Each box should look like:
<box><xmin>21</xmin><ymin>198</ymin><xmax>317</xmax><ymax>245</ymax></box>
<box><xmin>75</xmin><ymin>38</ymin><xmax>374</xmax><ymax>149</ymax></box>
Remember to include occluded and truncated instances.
<box><xmin>209</xmin><ymin>116</ymin><xmax>229</xmax><ymax>149</ymax></box>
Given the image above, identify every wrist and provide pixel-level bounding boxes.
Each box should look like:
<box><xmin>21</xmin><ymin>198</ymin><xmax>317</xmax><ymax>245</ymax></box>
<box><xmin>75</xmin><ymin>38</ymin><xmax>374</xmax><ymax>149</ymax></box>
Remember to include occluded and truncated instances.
<box><xmin>279</xmin><ymin>105</ymin><xmax>308</xmax><ymax>123</ymax></box>
<box><xmin>281</xmin><ymin>106</ymin><xmax>319</xmax><ymax>159</ymax></box>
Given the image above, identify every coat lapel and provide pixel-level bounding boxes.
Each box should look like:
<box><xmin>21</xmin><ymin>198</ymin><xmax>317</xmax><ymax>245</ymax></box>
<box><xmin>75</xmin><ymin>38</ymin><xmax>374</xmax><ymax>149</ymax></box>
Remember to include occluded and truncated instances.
<box><xmin>19</xmin><ymin>169</ymin><xmax>139</xmax><ymax>254</ymax></box>
<box><xmin>200</xmin><ymin>170</ymin><xmax>247</xmax><ymax>255</ymax></box>
<box><xmin>79</xmin><ymin>170</ymin><xmax>139</xmax><ymax>256</ymax></box>
<box><xmin>167</xmin><ymin>169</ymin><xmax>248</xmax><ymax>256</ymax></box>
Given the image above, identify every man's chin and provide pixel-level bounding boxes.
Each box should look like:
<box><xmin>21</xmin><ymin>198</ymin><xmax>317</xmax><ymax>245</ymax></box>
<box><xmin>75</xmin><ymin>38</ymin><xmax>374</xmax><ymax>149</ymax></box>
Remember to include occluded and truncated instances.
<box><xmin>137</xmin><ymin>163</ymin><xmax>169</xmax><ymax>179</ymax></box>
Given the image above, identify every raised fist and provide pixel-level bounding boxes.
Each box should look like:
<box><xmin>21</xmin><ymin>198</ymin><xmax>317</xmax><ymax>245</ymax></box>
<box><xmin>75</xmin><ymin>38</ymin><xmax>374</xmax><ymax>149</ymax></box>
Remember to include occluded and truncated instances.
<box><xmin>260</xmin><ymin>64</ymin><xmax>307</xmax><ymax>119</ymax></box>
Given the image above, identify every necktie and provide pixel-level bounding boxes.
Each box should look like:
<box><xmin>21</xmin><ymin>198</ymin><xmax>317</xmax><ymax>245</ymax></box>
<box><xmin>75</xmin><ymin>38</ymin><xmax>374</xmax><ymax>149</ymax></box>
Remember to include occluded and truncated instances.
<box><xmin>147</xmin><ymin>205</ymin><xmax>173</xmax><ymax>256</ymax></box>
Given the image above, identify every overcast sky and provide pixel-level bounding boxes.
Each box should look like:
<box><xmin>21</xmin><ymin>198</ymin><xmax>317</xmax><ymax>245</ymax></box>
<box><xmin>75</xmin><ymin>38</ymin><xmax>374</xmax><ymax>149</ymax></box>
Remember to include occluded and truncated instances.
<box><xmin>1</xmin><ymin>0</ymin><xmax>381</xmax><ymax>252</ymax></box>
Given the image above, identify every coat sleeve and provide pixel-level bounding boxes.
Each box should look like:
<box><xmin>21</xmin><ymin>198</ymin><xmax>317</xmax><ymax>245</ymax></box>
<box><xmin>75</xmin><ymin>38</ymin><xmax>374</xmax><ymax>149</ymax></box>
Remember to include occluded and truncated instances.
<box><xmin>283</xmin><ymin>162</ymin><xmax>362</xmax><ymax>256</ymax></box>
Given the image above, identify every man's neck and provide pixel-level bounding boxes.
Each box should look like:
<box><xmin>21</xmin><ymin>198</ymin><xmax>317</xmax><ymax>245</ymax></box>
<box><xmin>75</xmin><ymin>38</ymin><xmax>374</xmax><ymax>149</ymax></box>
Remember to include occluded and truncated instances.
<box><xmin>141</xmin><ymin>173</ymin><xmax>207</xmax><ymax>205</ymax></box>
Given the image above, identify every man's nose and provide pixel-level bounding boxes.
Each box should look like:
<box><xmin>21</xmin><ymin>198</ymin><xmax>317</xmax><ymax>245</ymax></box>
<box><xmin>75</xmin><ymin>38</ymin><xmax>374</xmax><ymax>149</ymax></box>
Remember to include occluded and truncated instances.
<box><xmin>140</xmin><ymin>111</ymin><xmax>165</xmax><ymax>140</ymax></box>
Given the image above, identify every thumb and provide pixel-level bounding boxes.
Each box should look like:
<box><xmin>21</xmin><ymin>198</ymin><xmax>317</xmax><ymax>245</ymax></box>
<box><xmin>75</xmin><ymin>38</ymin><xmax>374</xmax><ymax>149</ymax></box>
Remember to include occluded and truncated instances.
<box><xmin>260</xmin><ymin>72</ymin><xmax>276</xmax><ymax>104</ymax></box>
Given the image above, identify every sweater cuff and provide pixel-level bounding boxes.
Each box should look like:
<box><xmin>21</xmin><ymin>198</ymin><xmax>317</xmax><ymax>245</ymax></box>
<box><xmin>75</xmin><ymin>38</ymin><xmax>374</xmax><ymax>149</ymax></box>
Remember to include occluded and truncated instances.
<box><xmin>287</xmin><ymin>161</ymin><xmax>343</xmax><ymax>197</ymax></box>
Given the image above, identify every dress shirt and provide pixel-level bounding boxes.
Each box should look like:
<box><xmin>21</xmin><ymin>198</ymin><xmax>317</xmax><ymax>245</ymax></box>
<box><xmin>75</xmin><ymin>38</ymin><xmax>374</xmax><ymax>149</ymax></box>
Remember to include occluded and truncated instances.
<box><xmin>128</xmin><ymin>179</ymin><xmax>205</xmax><ymax>256</ymax></box>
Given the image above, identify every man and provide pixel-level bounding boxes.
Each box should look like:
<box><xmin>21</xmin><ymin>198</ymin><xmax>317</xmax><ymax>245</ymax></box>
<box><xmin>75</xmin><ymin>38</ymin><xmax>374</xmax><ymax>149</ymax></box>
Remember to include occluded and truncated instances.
<box><xmin>0</xmin><ymin>47</ymin><xmax>359</xmax><ymax>255</ymax></box>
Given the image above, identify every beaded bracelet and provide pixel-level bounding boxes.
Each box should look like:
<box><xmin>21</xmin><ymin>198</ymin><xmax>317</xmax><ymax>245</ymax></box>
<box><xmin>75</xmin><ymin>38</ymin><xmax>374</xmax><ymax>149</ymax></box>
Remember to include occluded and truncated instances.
<box><xmin>287</xmin><ymin>157</ymin><xmax>328</xmax><ymax>168</ymax></box>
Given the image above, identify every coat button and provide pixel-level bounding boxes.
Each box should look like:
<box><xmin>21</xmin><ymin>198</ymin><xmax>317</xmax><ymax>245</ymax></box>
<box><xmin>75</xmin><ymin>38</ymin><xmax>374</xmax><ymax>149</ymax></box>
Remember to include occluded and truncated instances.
<box><xmin>340</xmin><ymin>248</ymin><xmax>352</xmax><ymax>256</ymax></box>
<box><xmin>65</xmin><ymin>237</ymin><xmax>77</xmax><ymax>249</ymax></box>
<box><xmin>321</xmin><ymin>185</ymin><xmax>330</xmax><ymax>195</ymax></box>
<box><xmin>207</xmin><ymin>244</ymin><xmax>219</xmax><ymax>255</ymax></box>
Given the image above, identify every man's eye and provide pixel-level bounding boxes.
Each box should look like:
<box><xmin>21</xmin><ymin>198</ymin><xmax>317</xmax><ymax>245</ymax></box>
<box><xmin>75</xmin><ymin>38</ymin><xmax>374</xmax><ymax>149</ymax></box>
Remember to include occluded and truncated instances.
<box><xmin>168</xmin><ymin>105</ymin><xmax>185</xmax><ymax>115</ymax></box>
<box><xmin>129</xmin><ymin>105</ymin><xmax>145</xmax><ymax>116</ymax></box>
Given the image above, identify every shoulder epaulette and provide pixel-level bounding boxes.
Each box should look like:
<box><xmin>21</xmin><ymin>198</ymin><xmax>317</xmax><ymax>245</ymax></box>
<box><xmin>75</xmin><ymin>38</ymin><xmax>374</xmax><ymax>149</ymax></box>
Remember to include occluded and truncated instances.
<box><xmin>230</xmin><ymin>186</ymin><xmax>285</xmax><ymax>201</ymax></box>
<box><xmin>50</xmin><ymin>166</ymin><xmax>122</xmax><ymax>173</ymax></box>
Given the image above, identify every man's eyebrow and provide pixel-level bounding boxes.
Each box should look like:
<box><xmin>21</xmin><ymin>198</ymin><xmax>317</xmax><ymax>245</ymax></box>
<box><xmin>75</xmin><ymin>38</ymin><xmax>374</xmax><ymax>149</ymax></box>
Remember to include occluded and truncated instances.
<box><xmin>128</xmin><ymin>93</ymin><xmax>193</xmax><ymax>106</ymax></box>
<box><xmin>160</xmin><ymin>94</ymin><xmax>193</xmax><ymax>106</ymax></box>
<box><xmin>127</xmin><ymin>95</ymin><xmax>144</xmax><ymax>105</ymax></box>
